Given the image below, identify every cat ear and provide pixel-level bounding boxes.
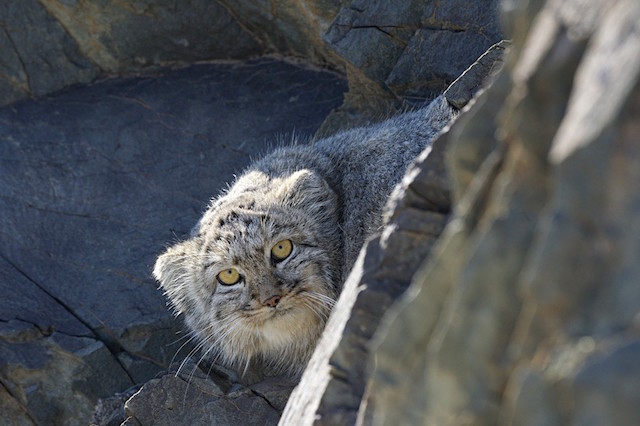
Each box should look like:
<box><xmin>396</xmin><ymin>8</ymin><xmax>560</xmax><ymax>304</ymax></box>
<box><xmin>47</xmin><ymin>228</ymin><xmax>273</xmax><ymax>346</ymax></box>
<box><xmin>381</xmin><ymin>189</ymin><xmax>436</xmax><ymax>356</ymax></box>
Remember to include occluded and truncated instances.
<box><xmin>279</xmin><ymin>169</ymin><xmax>337</xmax><ymax>214</ymax></box>
<box><xmin>153</xmin><ymin>240</ymin><xmax>199</xmax><ymax>315</ymax></box>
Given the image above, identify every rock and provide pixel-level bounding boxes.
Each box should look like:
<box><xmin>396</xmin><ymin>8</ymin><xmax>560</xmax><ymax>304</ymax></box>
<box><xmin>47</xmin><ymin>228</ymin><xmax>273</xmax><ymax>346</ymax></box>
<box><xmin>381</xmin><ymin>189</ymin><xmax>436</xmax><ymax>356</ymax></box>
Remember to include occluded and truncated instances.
<box><xmin>324</xmin><ymin>1</ymin><xmax>422</xmax><ymax>84</ymax></box>
<box><xmin>444</xmin><ymin>40</ymin><xmax>510</xmax><ymax>110</ymax></box>
<box><xmin>0</xmin><ymin>0</ymin><xmax>99</xmax><ymax>106</ymax></box>
<box><xmin>367</xmin><ymin>0</ymin><xmax>640</xmax><ymax>424</ymax></box>
<box><xmin>0</xmin><ymin>320</ymin><xmax>132</xmax><ymax>425</ymax></box>
<box><xmin>38</xmin><ymin>0</ymin><xmax>262</xmax><ymax>72</ymax></box>
<box><xmin>0</xmin><ymin>0</ymin><xmax>262</xmax><ymax>107</ymax></box>
<box><xmin>215</xmin><ymin>0</ymin><xmax>343</xmax><ymax>65</ymax></box>
<box><xmin>325</xmin><ymin>0</ymin><xmax>502</xmax><ymax>101</ymax></box>
<box><xmin>123</xmin><ymin>360</ymin><xmax>293</xmax><ymax>425</ymax></box>
<box><xmin>318</xmin><ymin>0</ymin><xmax>503</xmax><ymax>134</ymax></box>
<box><xmin>0</xmin><ymin>59</ymin><xmax>346</xmax><ymax>425</ymax></box>
<box><xmin>0</xmin><ymin>0</ymin><xmax>502</xmax><ymax>136</ymax></box>
<box><xmin>92</xmin><ymin>387</ymin><xmax>138</xmax><ymax>426</ymax></box>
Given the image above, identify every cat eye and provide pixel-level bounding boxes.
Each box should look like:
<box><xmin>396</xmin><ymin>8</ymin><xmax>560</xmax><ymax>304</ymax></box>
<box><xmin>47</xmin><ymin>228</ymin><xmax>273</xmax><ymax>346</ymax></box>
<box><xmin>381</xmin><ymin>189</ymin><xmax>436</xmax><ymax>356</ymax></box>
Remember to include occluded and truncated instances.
<box><xmin>271</xmin><ymin>239</ymin><xmax>293</xmax><ymax>262</ymax></box>
<box><xmin>217</xmin><ymin>268</ymin><xmax>241</xmax><ymax>286</ymax></box>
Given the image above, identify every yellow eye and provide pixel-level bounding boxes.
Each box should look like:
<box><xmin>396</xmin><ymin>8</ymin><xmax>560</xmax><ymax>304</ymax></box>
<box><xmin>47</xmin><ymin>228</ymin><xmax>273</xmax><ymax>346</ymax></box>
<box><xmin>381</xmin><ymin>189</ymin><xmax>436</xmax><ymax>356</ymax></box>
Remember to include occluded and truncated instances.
<box><xmin>271</xmin><ymin>239</ymin><xmax>293</xmax><ymax>262</ymax></box>
<box><xmin>217</xmin><ymin>268</ymin><xmax>241</xmax><ymax>286</ymax></box>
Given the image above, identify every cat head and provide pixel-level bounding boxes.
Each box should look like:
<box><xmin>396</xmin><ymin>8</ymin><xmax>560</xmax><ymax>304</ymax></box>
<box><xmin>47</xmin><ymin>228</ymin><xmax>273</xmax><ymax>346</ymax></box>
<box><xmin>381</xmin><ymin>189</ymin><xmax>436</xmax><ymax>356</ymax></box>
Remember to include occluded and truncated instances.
<box><xmin>153</xmin><ymin>169</ymin><xmax>341</xmax><ymax>375</ymax></box>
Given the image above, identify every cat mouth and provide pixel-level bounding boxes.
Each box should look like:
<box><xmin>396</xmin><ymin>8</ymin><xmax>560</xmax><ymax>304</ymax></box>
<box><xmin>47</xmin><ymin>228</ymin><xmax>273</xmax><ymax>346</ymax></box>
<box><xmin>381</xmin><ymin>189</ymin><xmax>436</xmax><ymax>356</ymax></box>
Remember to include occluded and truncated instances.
<box><xmin>243</xmin><ymin>290</ymin><xmax>334</xmax><ymax>326</ymax></box>
<box><xmin>242</xmin><ymin>300</ymin><xmax>293</xmax><ymax>324</ymax></box>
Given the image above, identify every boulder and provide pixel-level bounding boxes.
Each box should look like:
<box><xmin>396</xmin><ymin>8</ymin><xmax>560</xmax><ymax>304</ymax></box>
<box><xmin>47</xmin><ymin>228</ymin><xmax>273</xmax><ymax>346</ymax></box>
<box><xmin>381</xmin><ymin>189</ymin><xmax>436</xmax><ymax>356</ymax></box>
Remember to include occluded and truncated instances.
<box><xmin>0</xmin><ymin>0</ymin><xmax>503</xmax><ymax>134</ymax></box>
<box><xmin>367</xmin><ymin>0</ymin><xmax>640</xmax><ymax>424</ymax></box>
<box><xmin>121</xmin><ymin>360</ymin><xmax>294</xmax><ymax>426</ymax></box>
<box><xmin>0</xmin><ymin>0</ymin><xmax>262</xmax><ymax>107</ymax></box>
<box><xmin>0</xmin><ymin>59</ymin><xmax>346</xmax><ymax>426</ymax></box>
<box><xmin>0</xmin><ymin>0</ymin><xmax>99</xmax><ymax>106</ymax></box>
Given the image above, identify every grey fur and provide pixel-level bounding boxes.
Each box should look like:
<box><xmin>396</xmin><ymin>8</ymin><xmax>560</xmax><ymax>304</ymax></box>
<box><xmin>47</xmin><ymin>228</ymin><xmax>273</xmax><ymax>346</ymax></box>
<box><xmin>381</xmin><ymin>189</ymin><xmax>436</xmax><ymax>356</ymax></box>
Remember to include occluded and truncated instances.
<box><xmin>153</xmin><ymin>95</ymin><xmax>455</xmax><ymax>376</ymax></box>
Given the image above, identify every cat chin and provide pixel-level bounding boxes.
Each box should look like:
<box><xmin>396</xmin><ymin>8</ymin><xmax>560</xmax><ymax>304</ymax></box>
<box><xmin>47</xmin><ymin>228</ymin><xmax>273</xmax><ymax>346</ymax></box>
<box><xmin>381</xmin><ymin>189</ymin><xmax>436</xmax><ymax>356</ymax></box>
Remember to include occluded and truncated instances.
<box><xmin>256</xmin><ymin>302</ymin><xmax>324</xmax><ymax>348</ymax></box>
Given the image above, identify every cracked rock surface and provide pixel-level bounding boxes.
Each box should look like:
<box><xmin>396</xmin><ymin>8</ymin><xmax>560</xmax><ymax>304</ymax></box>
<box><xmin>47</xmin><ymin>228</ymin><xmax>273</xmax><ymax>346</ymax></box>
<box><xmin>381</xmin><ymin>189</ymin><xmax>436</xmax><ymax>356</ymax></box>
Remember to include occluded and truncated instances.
<box><xmin>122</xmin><ymin>360</ymin><xmax>297</xmax><ymax>426</ymax></box>
<box><xmin>0</xmin><ymin>0</ymin><xmax>503</xmax><ymax>134</ymax></box>
<box><xmin>0</xmin><ymin>0</ymin><xmax>261</xmax><ymax>107</ymax></box>
<box><xmin>0</xmin><ymin>58</ymin><xmax>346</xmax><ymax>425</ymax></box>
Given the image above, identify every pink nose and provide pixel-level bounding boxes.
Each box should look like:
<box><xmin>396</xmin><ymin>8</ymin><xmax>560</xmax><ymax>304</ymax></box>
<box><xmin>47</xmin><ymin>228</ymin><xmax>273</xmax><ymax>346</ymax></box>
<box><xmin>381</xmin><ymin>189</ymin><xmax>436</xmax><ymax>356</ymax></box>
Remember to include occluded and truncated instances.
<box><xmin>263</xmin><ymin>295</ymin><xmax>281</xmax><ymax>308</ymax></box>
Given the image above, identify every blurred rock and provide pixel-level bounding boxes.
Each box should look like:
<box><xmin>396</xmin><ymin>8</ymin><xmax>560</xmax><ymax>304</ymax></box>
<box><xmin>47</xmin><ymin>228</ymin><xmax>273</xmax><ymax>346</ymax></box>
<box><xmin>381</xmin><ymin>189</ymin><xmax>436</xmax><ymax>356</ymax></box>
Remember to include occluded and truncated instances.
<box><xmin>368</xmin><ymin>0</ymin><xmax>640</xmax><ymax>425</ymax></box>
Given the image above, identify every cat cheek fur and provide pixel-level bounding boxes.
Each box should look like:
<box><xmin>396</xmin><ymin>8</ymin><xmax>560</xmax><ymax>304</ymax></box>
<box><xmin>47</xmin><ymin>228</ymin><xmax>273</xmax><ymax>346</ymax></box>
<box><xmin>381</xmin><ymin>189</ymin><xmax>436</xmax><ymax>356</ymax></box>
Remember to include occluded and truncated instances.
<box><xmin>153</xmin><ymin>240</ymin><xmax>204</xmax><ymax>316</ymax></box>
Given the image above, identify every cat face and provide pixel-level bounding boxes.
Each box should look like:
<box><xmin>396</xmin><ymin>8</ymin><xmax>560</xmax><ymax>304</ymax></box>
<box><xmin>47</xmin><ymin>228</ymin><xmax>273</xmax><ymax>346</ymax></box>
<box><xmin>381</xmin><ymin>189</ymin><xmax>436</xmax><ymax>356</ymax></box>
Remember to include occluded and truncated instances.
<box><xmin>154</xmin><ymin>170</ymin><xmax>341</xmax><ymax>375</ymax></box>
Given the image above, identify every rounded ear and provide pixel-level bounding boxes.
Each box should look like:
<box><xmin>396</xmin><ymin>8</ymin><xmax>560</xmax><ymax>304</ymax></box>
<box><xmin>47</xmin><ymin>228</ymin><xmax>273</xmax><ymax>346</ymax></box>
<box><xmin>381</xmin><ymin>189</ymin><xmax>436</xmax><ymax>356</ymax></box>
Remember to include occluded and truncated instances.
<box><xmin>153</xmin><ymin>240</ymin><xmax>199</xmax><ymax>315</ymax></box>
<box><xmin>279</xmin><ymin>169</ymin><xmax>338</xmax><ymax>216</ymax></box>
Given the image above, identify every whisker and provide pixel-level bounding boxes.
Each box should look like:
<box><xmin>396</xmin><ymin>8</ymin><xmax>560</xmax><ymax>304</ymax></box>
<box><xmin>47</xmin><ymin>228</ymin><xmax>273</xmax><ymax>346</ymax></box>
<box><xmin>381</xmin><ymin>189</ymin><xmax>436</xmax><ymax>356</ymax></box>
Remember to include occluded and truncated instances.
<box><xmin>169</xmin><ymin>331</ymin><xmax>201</xmax><ymax>367</ymax></box>
<box><xmin>302</xmin><ymin>300</ymin><xmax>329</xmax><ymax>322</ymax></box>
<box><xmin>305</xmin><ymin>291</ymin><xmax>337</xmax><ymax>307</ymax></box>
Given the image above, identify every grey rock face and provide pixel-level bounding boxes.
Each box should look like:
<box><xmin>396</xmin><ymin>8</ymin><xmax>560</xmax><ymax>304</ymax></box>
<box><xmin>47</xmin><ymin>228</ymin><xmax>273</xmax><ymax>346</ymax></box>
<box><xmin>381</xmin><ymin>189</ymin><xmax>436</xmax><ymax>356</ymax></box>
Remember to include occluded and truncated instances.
<box><xmin>38</xmin><ymin>0</ymin><xmax>262</xmax><ymax>71</ymax></box>
<box><xmin>0</xmin><ymin>0</ymin><xmax>99</xmax><ymax>105</ymax></box>
<box><xmin>123</xmin><ymin>360</ymin><xmax>295</xmax><ymax>426</ymax></box>
<box><xmin>215</xmin><ymin>0</ymin><xmax>344</xmax><ymax>64</ymax></box>
<box><xmin>0</xmin><ymin>59</ymin><xmax>346</xmax><ymax>426</ymax></box>
<box><xmin>325</xmin><ymin>0</ymin><xmax>502</xmax><ymax>99</ymax></box>
<box><xmin>367</xmin><ymin>0</ymin><xmax>640</xmax><ymax>424</ymax></box>
<box><xmin>0</xmin><ymin>0</ymin><xmax>261</xmax><ymax>107</ymax></box>
<box><xmin>318</xmin><ymin>0</ymin><xmax>503</xmax><ymax>133</ymax></box>
<box><xmin>0</xmin><ymin>0</ymin><xmax>502</xmax><ymax>134</ymax></box>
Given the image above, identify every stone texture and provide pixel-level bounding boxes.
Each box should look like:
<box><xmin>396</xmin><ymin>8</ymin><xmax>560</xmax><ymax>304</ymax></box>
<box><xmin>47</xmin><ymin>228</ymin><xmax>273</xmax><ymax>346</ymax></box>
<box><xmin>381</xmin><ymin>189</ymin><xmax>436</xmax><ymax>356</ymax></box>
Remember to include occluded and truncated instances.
<box><xmin>325</xmin><ymin>0</ymin><xmax>502</xmax><ymax>100</ymax></box>
<box><xmin>38</xmin><ymin>0</ymin><xmax>261</xmax><ymax>72</ymax></box>
<box><xmin>0</xmin><ymin>59</ymin><xmax>346</xmax><ymax>426</ymax></box>
<box><xmin>318</xmin><ymin>0</ymin><xmax>503</xmax><ymax>134</ymax></box>
<box><xmin>0</xmin><ymin>0</ymin><xmax>502</xmax><ymax>136</ymax></box>
<box><xmin>0</xmin><ymin>0</ymin><xmax>261</xmax><ymax>107</ymax></box>
<box><xmin>123</xmin><ymin>360</ymin><xmax>293</xmax><ymax>426</ymax></box>
<box><xmin>444</xmin><ymin>40</ymin><xmax>510</xmax><ymax>110</ymax></box>
<box><xmin>324</xmin><ymin>1</ymin><xmax>422</xmax><ymax>84</ymax></box>
<box><xmin>0</xmin><ymin>0</ymin><xmax>99</xmax><ymax>105</ymax></box>
<box><xmin>216</xmin><ymin>0</ymin><xmax>344</xmax><ymax>65</ymax></box>
<box><xmin>367</xmin><ymin>0</ymin><xmax>640</xmax><ymax>425</ymax></box>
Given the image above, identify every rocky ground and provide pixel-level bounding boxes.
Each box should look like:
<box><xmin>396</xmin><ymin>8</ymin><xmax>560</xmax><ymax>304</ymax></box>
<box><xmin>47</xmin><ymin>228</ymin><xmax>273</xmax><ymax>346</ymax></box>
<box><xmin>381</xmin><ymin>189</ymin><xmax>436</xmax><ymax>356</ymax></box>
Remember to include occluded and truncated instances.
<box><xmin>2</xmin><ymin>0</ymin><xmax>638</xmax><ymax>425</ymax></box>
<box><xmin>0</xmin><ymin>59</ymin><xmax>346</xmax><ymax>424</ymax></box>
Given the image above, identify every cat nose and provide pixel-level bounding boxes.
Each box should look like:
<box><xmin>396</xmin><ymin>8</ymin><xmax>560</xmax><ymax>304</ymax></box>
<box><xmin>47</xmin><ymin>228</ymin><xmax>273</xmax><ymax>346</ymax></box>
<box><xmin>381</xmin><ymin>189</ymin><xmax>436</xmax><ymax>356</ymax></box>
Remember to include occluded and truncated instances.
<box><xmin>263</xmin><ymin>295</ymin><xmax>281</xmax><ymax>308</ymax></box>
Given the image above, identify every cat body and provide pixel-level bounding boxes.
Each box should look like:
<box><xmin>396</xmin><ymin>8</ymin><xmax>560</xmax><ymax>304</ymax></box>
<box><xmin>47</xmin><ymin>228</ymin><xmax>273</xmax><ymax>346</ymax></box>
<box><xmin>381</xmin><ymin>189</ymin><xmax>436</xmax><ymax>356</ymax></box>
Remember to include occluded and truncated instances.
<box><xmin>153</xmin><ymin>95</ymin><xmax>455</xmax><ymax>376</ymax></box>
